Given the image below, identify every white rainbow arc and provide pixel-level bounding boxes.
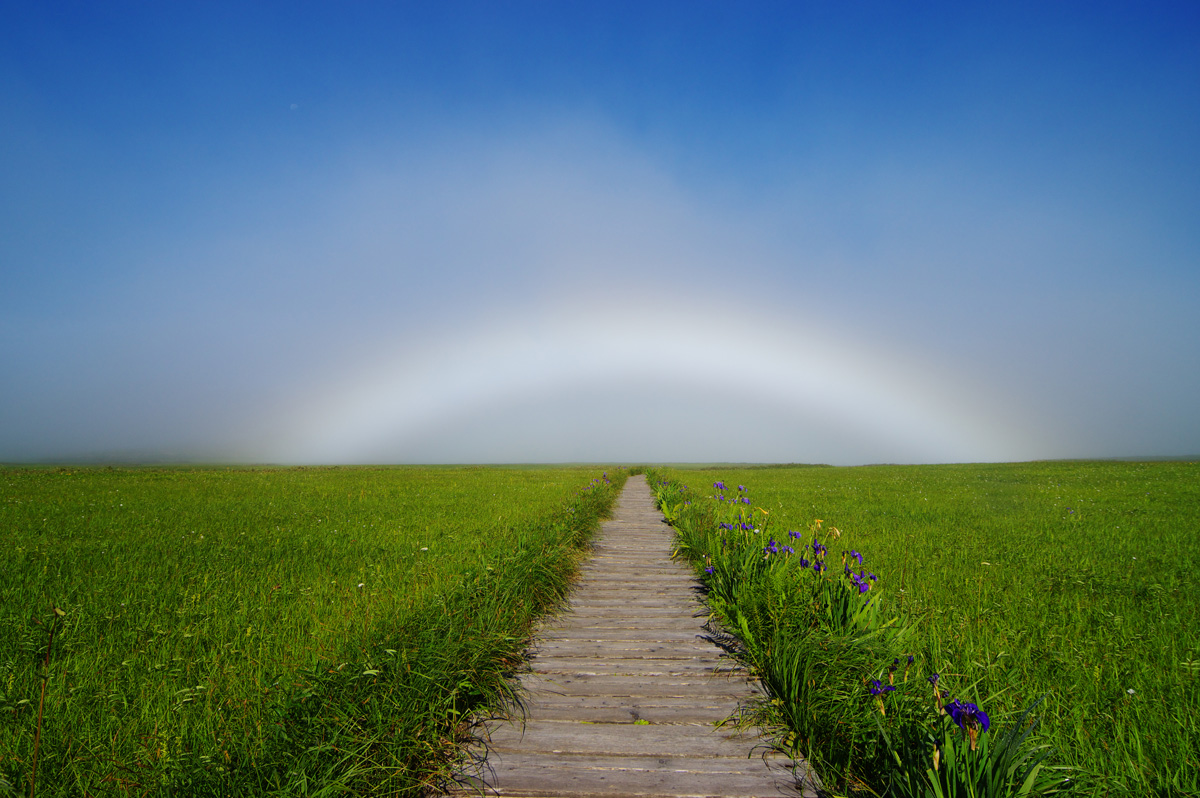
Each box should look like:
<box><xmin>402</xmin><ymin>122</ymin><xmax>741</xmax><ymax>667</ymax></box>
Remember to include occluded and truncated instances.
<box><xmin>270</xmin><ymin>302</ymin><xmax>1040</xmax><ymax>465</ymax></box>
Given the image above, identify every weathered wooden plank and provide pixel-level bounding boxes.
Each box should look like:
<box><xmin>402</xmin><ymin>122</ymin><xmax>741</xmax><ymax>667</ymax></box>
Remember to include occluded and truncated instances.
<box><xmin>574</xmin><ymin>568</ymin><xmax>694</xmax><ymax>575</ymax></box>
<box><xmin>517</xmin><ymin>675</ymin><xmax>757</xmax><ymax>700</ymax></box>
<box><xmin>529</xmin><ymin>649</ymin><xmax>720</xmax><ymax>659</ymax></box>
<box><xmin>511</xmin><ymin>703</ymin><xmax>742</xmax><ymax>725</ymax></box>
<box><xmin>484</xmin><ymin>720</ymin><xmax>771</xmax><ymax>759</ymax></box>
<box><xmin>568</xmin><ymin>584</ymin><xmax>696</xmax><ymax>592</ymax></box>
<box><xmin>470</xmin><ymin>751</ymin><xmax>788</xmax><ymax>776</ymax></box>
<box><xmin>520</xmin><ymin>693</ymin><xmax>741</xmax><ymax>709</ymax></box>
<box><xmin>539</xmin><ymin>620</ymin><xmax>713</xmax><ymax>633</ymax></box>
<box><xmin>541</xmin><ymin>609</ymin><xmax>705</xmax><ymax>621</ymax></box>
<box><xmin>530</xmin><ymin>631</ymin><xmax>709</xmax><ymax>644</ymax></box>
<box><xmin>529</xmin><ymin>663</ymin><xmax>722</xmax><ymax>679</ymax></box>
<box><xmin>568</xmin><ymin>584</ymin><xmax>697</xmax><ymax>593</ymax></box>
<box><xmin>461</xmin><ymin>754</ymin><xmax>798</xmax><ymax>798</ymax></box>
<box><xmin>564</xmin><ymin>600</ymin><xmax>703</xmax><ymax>610</ymax></box>
<box><xmin>544</xmin><ymin>613</ymin><xmax>710</xmax><ymax>625</ymax></box>
<box><xmin>529</xmin><ymin>643</ymin><xmax>723</xmax><ymax>658</ymax></box>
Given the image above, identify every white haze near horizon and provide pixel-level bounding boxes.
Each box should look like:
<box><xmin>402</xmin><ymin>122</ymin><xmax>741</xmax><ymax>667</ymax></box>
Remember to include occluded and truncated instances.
<box><xmin>3</xmin><ymin>118</ymin><xmax>1197</xmax><ymax>466</ymax></box>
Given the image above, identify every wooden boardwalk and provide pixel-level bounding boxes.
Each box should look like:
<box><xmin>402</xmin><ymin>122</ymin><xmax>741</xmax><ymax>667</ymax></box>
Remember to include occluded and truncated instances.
<box><xmin>453</xmin><ymin>475</ymin><xmax>811</xmax><ymax>798</ymax></box>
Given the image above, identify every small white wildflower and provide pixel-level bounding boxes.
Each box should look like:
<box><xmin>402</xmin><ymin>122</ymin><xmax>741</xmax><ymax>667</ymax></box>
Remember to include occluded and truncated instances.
<box><xmin>420</xmin><ymin>547</ymin><xmax>428</xmax><ymax>551</ymax></box>
<box><xmin>357</xmin><ymin>583</ymin><xmax>365</xmax><ymax>589</ymax></box>
<box><xmin>1127</xmin><ymin>688</ymin><xmax>1135</xmax><ymax>695</ymax></box>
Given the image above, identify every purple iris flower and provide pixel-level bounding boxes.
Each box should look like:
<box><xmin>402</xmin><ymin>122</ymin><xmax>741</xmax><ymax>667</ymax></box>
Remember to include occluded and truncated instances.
<box><xmin>738</xmin><ymin>485</ymin><xmax>746</xmax><ymax>492</ymax></box>
<box><xmin>868</xmin><ymin>680</ymin><xmax>896</xmax><ymax>696</ymax></box>
<box><xmin>714</xmin><ymin>481</ymin><xmax>727</xmax><ymax>491</ymax></box>
<box><xmin>705</xmin><ymin>566</ymin><xmax>715</xmax><ymax>574</ymax></box>
<box><xmin>850</xmin><ymin>550</ymin><xmax>863</xmax><ymax>565</ymax></box>
<box><xmin>782</xmin><ymin>545</ymin><xmax>794</xmax><ymax>555</ymax></box>
<box><xmin>741</xmin><ymin>497</ymin><xmax>751</xmax><ymax>505</ymax></box>
<box><xmin>945</xmin><ymin>699</ymin><xmax>990</xmax><ymax>733</ymax></box>
<box><xmin>798</xmin><ymin>557</ymin><xmax>810</xmax><ymax>568</ymax></box>
<box><xmin>788</xmin><ymin>530</ymin><xmax>802</xmax><ymax>539</ymax></box>
<box><xmin>764</xmin><ymin>539</ymin><xmax>778</xmax><ymax>555</ymax></box>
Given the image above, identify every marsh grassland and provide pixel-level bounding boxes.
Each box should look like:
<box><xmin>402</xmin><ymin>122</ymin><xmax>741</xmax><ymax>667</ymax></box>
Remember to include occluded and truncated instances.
<box><xmin>0</xmin><ymin>466</ymin><xmax>623</xmax><ymax>796</ymax></box>
<box><xmin>652</xmin><ymin>461</ymin><xmax>1199</xmax><ymax>796</ymax></box>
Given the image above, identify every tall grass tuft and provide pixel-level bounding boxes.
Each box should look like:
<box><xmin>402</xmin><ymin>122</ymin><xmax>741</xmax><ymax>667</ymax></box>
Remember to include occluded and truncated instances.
<box><xmin>27</xmin><ymin>606</ymin><xmax>64</xmax><ymax>798</ymax></box>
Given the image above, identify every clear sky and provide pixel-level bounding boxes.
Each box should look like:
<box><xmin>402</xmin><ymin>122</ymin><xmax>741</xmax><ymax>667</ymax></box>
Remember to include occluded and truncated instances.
<box><xmin>2</xmin><ymin>1</ymin><xmax>1197</xmax><ymax>465</ymax></box>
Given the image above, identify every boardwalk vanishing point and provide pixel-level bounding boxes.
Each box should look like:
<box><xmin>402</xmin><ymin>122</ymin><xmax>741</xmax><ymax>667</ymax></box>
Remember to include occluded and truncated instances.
<box><xmin>454</xmin><ymin>475</ymin><xmax>814</xmax><ymax>798</ymax></box>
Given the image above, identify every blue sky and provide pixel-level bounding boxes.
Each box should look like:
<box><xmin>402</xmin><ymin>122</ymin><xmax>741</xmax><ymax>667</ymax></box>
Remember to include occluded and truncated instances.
<box><xmin>2</xmin><ymin>1</ymin><xmax>1197</xmax><ymax>464</ymax></box>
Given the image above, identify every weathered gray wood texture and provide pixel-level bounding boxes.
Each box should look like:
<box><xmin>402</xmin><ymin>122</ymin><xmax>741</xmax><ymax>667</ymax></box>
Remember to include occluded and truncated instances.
<box><xmin>452</xmin><ymin>475</ymin><xmax>812</xmax><ymax>798</ymax></box>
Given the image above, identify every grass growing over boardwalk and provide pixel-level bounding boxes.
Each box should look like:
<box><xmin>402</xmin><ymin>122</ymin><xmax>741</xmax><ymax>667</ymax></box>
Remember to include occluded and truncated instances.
<box><xmin>1</xmin><ymin>466</ymin><xmax>624</xmax><ymax>796</ymax></box>
<box><xmin>655</xmin><ymin>461</ymin><xmax>1199</xmax><ymax>796</ymax></box>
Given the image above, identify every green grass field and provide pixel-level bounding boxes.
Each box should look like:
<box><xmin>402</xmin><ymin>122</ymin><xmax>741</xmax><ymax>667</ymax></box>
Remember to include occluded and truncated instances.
<box><xmin>655</xmin><ymin>461</ymin><xmax>1199</xmax><ymax>795</ymax></box>
<box><xmin>6</xmin><ymin>461</ymin><xmax>1195</xmax><ymax>796</ymax></box>
<box><xmin>1</xmin><ymin>466</ymin><xmax>624</xmax><ymax>796</ymax></box>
